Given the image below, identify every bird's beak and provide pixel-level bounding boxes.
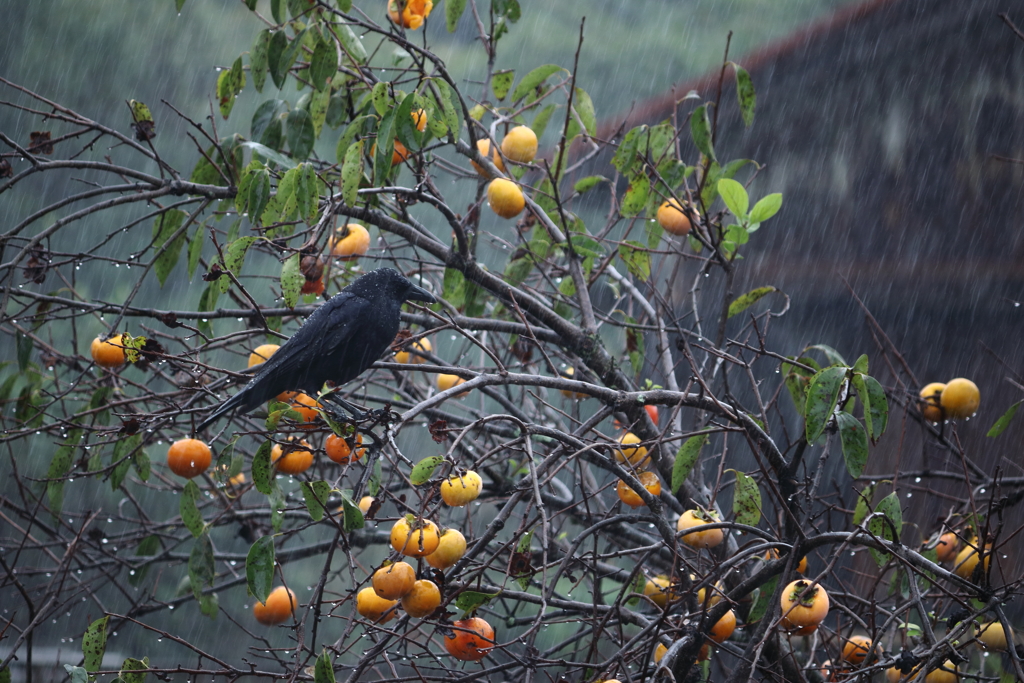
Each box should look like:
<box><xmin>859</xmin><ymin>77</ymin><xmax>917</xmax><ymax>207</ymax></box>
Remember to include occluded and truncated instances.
<box><xmin>406</xmin><ymin>283</ymin><xmax>437</xmax><ymax>304</ymax></box>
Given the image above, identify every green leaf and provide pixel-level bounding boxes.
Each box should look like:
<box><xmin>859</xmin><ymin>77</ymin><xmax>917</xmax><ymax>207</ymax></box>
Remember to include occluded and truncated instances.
<box><xmin>187</xmin><ymin>226</ymin><xmax>205</xmax><ymax>280</ymax></box>
<box><xmin>574</xmin><ymin>176</ymin><xmax>606</xmax><ymax>194</ymax></box>
<box><xmin>835</xmin><ymin>412</ymin><xmax>868</xmax><ymax>478</ymax></box>
<box><xmin>301</xmin><ymin>480</ymin><xmax>331</xmax><ymax>521</ymax></box>
<box><xmin>573</xmin><ymin>88</ymin><xmax>596</xmax><ymax>137</ymax></box>
<box><xmin>296</xmin><ymin>162</ymin><xmax>320</xmax><ymax>224</ymax></box>
<box><xmin>281</xmin><ymin>253</ymin><xmax>304</xmax><ymax>308</ymax></box>
<box><xmin>851</xmin><ymin>374</ymin><xmax>873</xmax><ymax>442</ymax></box>
<box><xmin>309</xmin><ymin>87</ymin><xmax>330</xmax><ymax>138</ymax></box>
<box><xmin>310</xmin><ymin>39</ymin><xmax>338</xmax><ymax>91</ymax></box>
<box><xmin>82</xmin><ymin>616</ymin><xmax>110</xmax><ymax>673</ymax></box>
<box><xmin>46</xmin><ymin>430</ymin><xmax>81</xmax><ymax>518</ymax></box>
<box><xmin>512</xmin><ymin>64</ymin><xmax>564</xmax><ymax>102</ymax></box>
<box><xmin>445</xmin><ymin>0</ymin><xmax>467</xmax><ymax>31</ymax></box>
<box><xmin>286</xmin><ymin>109</ymin><xmax>314</xmax><ymax>160</ymax></box>
<box><xmin>371</xmin><ymin>81</ymin><xmax>390</xmax><ymax>117</ymax></box>
<box><xmin>341</xmin><ymin>139</ymin><xmax>364</xmax><ymax>206</ymax></box>
<box><xmin>730</xmin><ymin>470</ymin><xmax>761</xmax><ymax>526</ymax></box>
<box><xmin>152</xmin><ymin>210</ymin><xmax>188</xmax><ymax>287</ymax></box>
<box><xmin>617</xmin><ymin>241</ymin><xmax>651</xmax><ymax>281</ymax></box>
<box><xmin>717</xmin><ymin>178</ymin><xmax>748</xmax><ymax>219</ymax></box>
<box><xmin>863</xmin><ymin>376</ymin><xmax>888</xmax><ymax>440</ymax></box>
<box><xmin>249</xmin><ymin>169</ymin><xmax>272</xmax><ymax>224</ymax></box>
<box><xmin>455</xmin><ymin>590</ymin><xmax>500</xmax><ymax>615</ymax></box>
<box><xmin>410</xmin><ymin>455</ymin><xmax>444</xmax><ymax>485</ymax></box>
<box><xmin>852</xmin><ymin>484</ymin><xmax>875</xmax><ymax>525</ymax></box>
<box><xmin>335</xmin><ymin>23</ymin><xmax>366</xmax><ymax>64</ymax></box>
<box><xmin>16</xmin><ymin>334</ymin><xmax>32</xmax><ymax>372</ymax></box>
<box><xmin>252</xmin><ymin>441</ymin><xmax>275</xmax><ymax>494</ymax></box>
<box><xmin>727</xmin><ymin>286</ymin><xmax>776</xmax><ymax>318</ymax></box>
<box><xmin>625</xmin><ymin>571</ymin><xmax>647</xmax><ymax>606</ymax></box>
<box><xmin>671</xmin><ymin>434</ymin><xmax>707</xmax><ymax>494</ymax></box>
<box><xmin>188</xmin><ymin>532</ymin><xmax>215</xmax><ymax>600</ymax></box>
<box><xmin>373</xmin><ymin>107</ymin><xmax>397</xmax><ymax>185</ymax></box>
<box><xmin>368</xmin><ymin>458</ymin><xmax>382</xmax><ymax>497</ymax></box>
<box><xmin>749</xmin><ymin>193</ymin><xmax>782</xmax><ymax>224</ymax></box>
<box><xmin>442</xmin><ymin>267</ymin><xmax>468</xmax><ymax>309</ymax></box>
<box><xmin>250</xmin><ymin>30</ymin><xmax>271</xmax><ymax>92</ymax></box>
<box><xmin>200</xmin><ymin>592</ymin><xmax>219</xmax><ymax>619</ymax></box>
<box><xmin>314</xmin><ymin>650</ymin><xmax>335</xmax><ymax>683</ymax></box>
<box><xmin>734</xmin><ymin>64</ymin><xmax>756</xmax><ymax>128</ymax></box>
<box><xmin>217</xmin><ymin>57</ymin><xmax>246</xmax><ymax>119</ymax></box>
<box><xmin>240</xmin><ymin>141</ymin><xmax>297</xmax><ymax>170</ymax></box>
<box><xmin>246</xmin><ymin>535</ymin><xmax>276</xmax><ymax>604</ymax></box>
<box><xmin>806</xmin><ymin>343</ymin><xmax>848</xmax><ymax>367</ymax></box>
<box><xmin>868</xmin><ymin>492</ymin><xmax>902</xmax><ymax>567</ymax></box>
<box><xmin>987</xmin><ymin>400</ymin><xmax>1021</xmax><ymax>438</ymax></box>
<box><xmin>129</xmin><ymin>535</ymin><xmax>160</xmax><ymax>587</ymax></box>
<box><xmin>340</xmin><ymin>491</ymin><xmax>365</xmax><ymax>531</ymax></box>
<box><xmin>620</xmin><ymin>174</ymin><xmax>649</xmax><ymax>217</ymax></box>
<box><xmin>267</xmin><ymin>30</ymin><xmax>290</xmax><ymax>90</ymax></box>
<box><xmin>217</xmin><ymin>236</ymin><xmax>258</xmax><ymax>294</ymax></box>
<box><xmin>180</xmin><ymin>480</ymin><xmax>205</xmax><ymax>538</ymax></box>
<box><xmin>747</xmin><ymin>575</ymin><xmax>777</xmax><ymax>623</ymax></box>
<box><xmin>611</xmin><ymin>126</ymin><xmax>643</xmax><ymax>175</ymax></box>
<box><xmin>65</xmin><ymin>666</ymin><xmax>88</xmax><ymax>683</ymax></box>
<box><xmin>492</xmin><ymin>69</ymin><xmax>515</xmax><ymax>101</ymax></box>
<box><xmin>689</xmin><ymin>104</ymin><xmax>716</xmax><ymax>163</ymax></box>
<box><xmin>269</xmin><ymin>481</ymin><xmax>286</xmax><ymax>532</ymax></box>
<box><xmin>120</xmin><ymin>658</ymin><xmax>149</xmax><ymax>683</ymax></box>
<box><xmin>804</xmin><ymin>366</ymin><xmax>847</xmax><ymax>444</ymax></box>
<box><xmin>433</xmin><ymin>79</ymin><xmax>461</xmax><ymax>137</ymax></box>
<box><xmin>532</xmin><ymin>103</ymin><xmax>557</xmax><ymax>140</ymax></box>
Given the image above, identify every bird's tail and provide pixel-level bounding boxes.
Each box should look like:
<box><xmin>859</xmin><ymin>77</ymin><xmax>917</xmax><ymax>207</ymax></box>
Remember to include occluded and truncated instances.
<box><xmin>195</xmin><ymin>389</ymin><xmax>248</xmax><ymax>434</ymax></box>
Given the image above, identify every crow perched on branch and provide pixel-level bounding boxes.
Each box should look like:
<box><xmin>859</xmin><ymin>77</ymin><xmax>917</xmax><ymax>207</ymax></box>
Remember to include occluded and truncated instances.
<box><xmin>196</xmin><ymin>268</ymin><xmax>436</xmax><ymax>432</ymax></box>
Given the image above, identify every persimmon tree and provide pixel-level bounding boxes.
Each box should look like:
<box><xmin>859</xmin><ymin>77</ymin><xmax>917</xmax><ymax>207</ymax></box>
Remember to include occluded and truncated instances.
<box><xmin>1</xmin><ymin>2</ymin><xmax>1023</xmax><ymax>683</ymax></box>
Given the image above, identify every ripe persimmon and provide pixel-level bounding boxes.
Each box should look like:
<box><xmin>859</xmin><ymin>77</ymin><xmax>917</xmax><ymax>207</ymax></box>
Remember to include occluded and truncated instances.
<box><xmin>643</xmin><ymin>576</ymin><xmax>673</xmax><ymax>608</ymax></box>
<box><xmin>616</xmin><ymin>471</ymin><xmax>661</xmax><ymax>508</ymax></box>
<box><xmin>271</xmin><ymin>438</ymin><xmax>314</xmax><ymax>475</ymax></box>
<box><xmin>390</xmin><ymin>516</ymin><xmax>440</xmax><ymax>557</ymax></box>
<box><xmin>253</xmin><ymin>586</ymin><xmax>297</xmax><ymax>625</ymax></box>
<box><xmin>387</xmin><ymin>0</ymin><xmax>433</xmax><ymax>30</ymax></box>
<box><xmin>356</xmin><ymin>586</ymin><xmax>397</xmax><ymax>623</ymax></box>
<box><xmin>934</xmin><ymin>532</ymin><xmax>959</xmax><ymax>563</ymax></box>
<box><xmin>656</xmin><ymin>199</ymin><xmax>696</xmax><ymax>236</ymax></box>
<box><xmin>167</xmin><ymin>438</ymin><xmax>212</xmax><ymax>479</ymax></box>
<box><xmin>841</xmin><ymin>635</ymin><xmax>876</xmax><ymax>665</ymax></box>
<box><xmin>444</xmin><ymin>616</ymin><xmax>494</xmax><ymax>661</ymax></box>
<box><xmin>677</xmin><ymin>509</ymin><xmax>724</xmax><ymax>549</ymax></box>
<box><xmin>440</xmin><ymin>471</ymin><xmax>482</xmax><ymax>506</ymax></box>
<box><xmin>779</xmin><ymin>580</ymin><xmax>829</xmax><ymax>631</ymax></box>
<box><xmin>615</xmin><ymin>432</ymin><xmax>650</xmax><ymax>467</ymax></box>
<box><xmin>401</xmin><ymin>579</ymin><xmax>441</xmax><ymax>618</ymax></box>
<box><xmin>325</xmin><ymin>433</ymin><xmax>364</xmax><ymax>464</ymax></box>
<box><xmin>707</xmin><ymin>609</ymin><xmax>736</xmax><ymax>644</ymax></box>
<box><xmin>372</xmin><ymin>561</ymin><xmax>416</xmax><ymax>600</ymax></box>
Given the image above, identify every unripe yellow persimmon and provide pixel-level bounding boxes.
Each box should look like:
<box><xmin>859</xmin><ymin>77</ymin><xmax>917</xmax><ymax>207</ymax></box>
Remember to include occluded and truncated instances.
<box><xmin>918</xmin><ymin>382</ymin><xmax>945</xmax><ymax>422</ymax></box>
<box><xmin>643</xmin><ymin>576</ymin><xmax>673</xmax><ymax>608</ymax></box>
<box><xmin>923</xmin><ymin>661</ymin><xmax>957</xmax><ymax>683</ymax></box>
<box><xmin>500</xmin><ymin>125</ymin><xmax>538</xmax><ymax>163</ymax></box>
<box><xmin>395</xmin><ymin>337</ymin><xmax>431</xmax><ymax>363</ymax></box>
<box><xmin>615</xmin><ymin>432</ymin><xmax>649</xmax><ymax>467</ymax></box>
<box><xmin>954</xmin><ymin>541</ymin><xmax>991</xmax><ymax>579</ymax></box>
<box><xmin>976</xmin><ymin>621</ymin><xmax>1010</xmax><ymax>651</ymax></box>
<box><xmin>559</xmin><ymin>366</ymin><xmax>589</xmax><ymax>400</ymax></box>
<box><xmin>425</xmin><ymin>528</ymin><xmax>467</xmax><ymax>570</ymax></box>
<box><xmin>656</xmin><ymin>198</ymin><xmax>694</xmax><ymax>236</ymax></box>
<box><xmin>677</xmin><ymin>509</ymin><xmax>723</xmax><ymax>549</ymax></box>
<box><xmin>90</xmin><ymin>334</ymin><xmax>126</xmax><ymax>368</ymax></box>
<box><xmin>487</xmin><ymin>179</ymin><xmax>525</xmax><ymax>219</ymax></box>
<box><xmin>248</xmin><ymin>343</ymin><xmax>279</xmax><ymax>368</ymax></box>
<box><xmin>390</xmin><ymin>517</ymin><xmax>441</xmax><ymax>557</ymax></box>
<box><xmin>470</xmin><ymin>139</ymin><xmax>504</xmax><ymax>176</ymax></box>
<box><xmin>940</xmin><ymin>378</ymin><xmax>980</xmax><ymax>418</ymax></box>
<box><xmin>437</xmin><ymin>373</ymin><xmax>469</xmax><ymax>397</ymax></box>
<box><xmin>440</xmin><ymin>471</ymin><xmax>482</xmax><ymax>506</ymax></box>
<box><xmin>330</xmin><ymin>224</ymin><xmax>370</xmax><ymax>260</ymax></box>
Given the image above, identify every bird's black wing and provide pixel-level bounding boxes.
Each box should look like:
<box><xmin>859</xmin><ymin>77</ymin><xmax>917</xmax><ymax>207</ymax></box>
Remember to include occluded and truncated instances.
<box><xmin>196</xmin><ymin>291</ymin><xmax>369</xmax><ymax>431</ymax></box>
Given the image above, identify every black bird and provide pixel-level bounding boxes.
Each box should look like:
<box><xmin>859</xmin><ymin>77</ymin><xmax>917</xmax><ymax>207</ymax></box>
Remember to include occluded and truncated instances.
<box><xmin>197</xmin><ymin>268</ymin><xmax>435</xmax><ymax>431</ymax></box>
